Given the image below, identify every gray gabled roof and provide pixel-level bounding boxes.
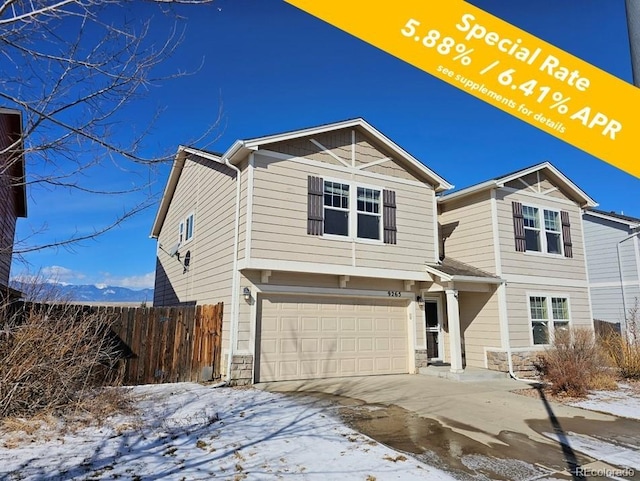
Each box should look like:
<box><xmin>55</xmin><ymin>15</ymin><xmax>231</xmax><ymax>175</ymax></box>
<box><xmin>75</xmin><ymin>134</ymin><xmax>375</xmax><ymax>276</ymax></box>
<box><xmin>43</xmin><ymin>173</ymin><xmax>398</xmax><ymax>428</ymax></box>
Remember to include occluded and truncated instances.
<box><xmin>425</xmin><ymin>257</ymin><xmax>503</xmax><ymax>284</ymax></box>
<box><xmin>584</xmin><ymin>209</ymin><xmax>640</xmax><ymax>228</ymax></box>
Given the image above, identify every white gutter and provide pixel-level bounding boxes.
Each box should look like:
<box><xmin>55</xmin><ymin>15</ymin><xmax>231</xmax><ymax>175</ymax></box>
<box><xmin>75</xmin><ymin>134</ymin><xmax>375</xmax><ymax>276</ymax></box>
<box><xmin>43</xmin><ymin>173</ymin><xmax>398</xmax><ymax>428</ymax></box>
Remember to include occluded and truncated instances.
<box><xmin>617</xmin><ymin>230</ymin><xmax>640</xmax><ymax>337</ymax></box>
<box><xmin>224</xmin><ymin>142</ymin><xmax>245</xmax><ymax>382</ymax></box>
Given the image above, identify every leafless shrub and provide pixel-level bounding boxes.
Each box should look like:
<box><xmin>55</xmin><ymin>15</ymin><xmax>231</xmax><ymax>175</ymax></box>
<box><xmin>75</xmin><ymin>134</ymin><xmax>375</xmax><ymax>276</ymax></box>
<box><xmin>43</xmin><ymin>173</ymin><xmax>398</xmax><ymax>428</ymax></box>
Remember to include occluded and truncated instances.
<box><xmin>599</xmin><ymin>298</ymin><xmax>640</xmax><ymax>380</ymax></box>
<box><xmin>0</xmin><ymin>300</ymin><xmax>128</xmax><ymax>419</ymax></box>
<box><xmin>537</xmin><ymin>327</ymin><xmax>616</xmax><ymax>397</ymax></box>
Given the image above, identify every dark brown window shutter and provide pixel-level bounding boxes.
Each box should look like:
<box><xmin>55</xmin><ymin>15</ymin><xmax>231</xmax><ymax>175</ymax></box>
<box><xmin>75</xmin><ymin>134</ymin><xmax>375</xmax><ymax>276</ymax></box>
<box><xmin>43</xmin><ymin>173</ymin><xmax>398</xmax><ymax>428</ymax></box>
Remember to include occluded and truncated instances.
<box><xmin>512</xmin><ymin>201</ymin><xmax>526</xmax><ymax>252</ymax></box>
<box><xmin>561</xmin><ymin>210</ymin><xmax>573</xmax><ymax>258</ymax></box>
<box><xmin>307</xmin><ymin>176</ymin><xmax>324</xmax><ymax>235</ymax></box>
<box><xmin>383</xmin><ymin>189</ymin><xmax>397</xmax><ymax>244</ymax></box>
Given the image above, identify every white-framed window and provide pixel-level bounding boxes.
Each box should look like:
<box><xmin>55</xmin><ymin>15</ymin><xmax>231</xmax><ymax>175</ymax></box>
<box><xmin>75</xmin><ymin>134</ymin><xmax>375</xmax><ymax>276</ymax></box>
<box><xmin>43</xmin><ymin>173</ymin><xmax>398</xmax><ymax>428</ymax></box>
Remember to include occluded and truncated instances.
<box><xmin>323</xmin><ymin>180</ymin><xmax>382</xmax><ymax>241</ymax></box>
<box><xmin>356</xmin><ymin>187</ymin><xmax>381</xmax><ymax>240</ymax></box>
<box><xmin>179</xmin><ymin>213</ymin><xmax>195</xmax><ymax>244</ymax></box>
<box><xmin>523</xmin><ymin>204</ymin><xmax>563</xmax><ymax>255</ymax></box>
<box><xmin>528</xmin><ymin>294</ymin><xmax>571</xmax><ymax>345</ymax></box>
<box><xmin>323</xmin><ymin>181</ymin><xmax>350</xmax><ymax>236</ymax></box>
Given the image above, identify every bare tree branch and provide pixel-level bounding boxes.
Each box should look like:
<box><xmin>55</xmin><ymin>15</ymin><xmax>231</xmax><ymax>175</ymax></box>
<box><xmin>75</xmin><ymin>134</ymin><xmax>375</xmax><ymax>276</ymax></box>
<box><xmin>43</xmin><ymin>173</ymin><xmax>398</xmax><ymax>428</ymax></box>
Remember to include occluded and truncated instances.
<box><xmin>1</xmin><ymin>0</ymin><xmax>223</xmax><ymax>257</ymax></box>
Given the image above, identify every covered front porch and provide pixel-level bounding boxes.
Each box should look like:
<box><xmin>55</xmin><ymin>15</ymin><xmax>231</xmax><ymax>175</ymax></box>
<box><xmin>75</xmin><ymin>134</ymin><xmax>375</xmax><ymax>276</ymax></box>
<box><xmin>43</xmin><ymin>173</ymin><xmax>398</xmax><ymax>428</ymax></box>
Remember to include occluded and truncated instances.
<box><xmin>419</xmin><ymin>258</ymin><xmax>505</xmax><ymax>374</ymax></box>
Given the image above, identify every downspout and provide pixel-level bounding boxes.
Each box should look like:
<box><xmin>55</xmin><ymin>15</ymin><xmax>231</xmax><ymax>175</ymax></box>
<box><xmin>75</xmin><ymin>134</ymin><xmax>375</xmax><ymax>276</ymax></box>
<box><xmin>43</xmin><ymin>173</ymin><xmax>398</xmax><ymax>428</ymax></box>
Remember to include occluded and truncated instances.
<box><xmin>617</xmin><ymin>230</ymin><xmax>640</xmax><ymax>336</ymax></box>
<box><xmin>224</xmin><ymin>150</ymin><xmax>243</xmax><ymax>383</ymax></box>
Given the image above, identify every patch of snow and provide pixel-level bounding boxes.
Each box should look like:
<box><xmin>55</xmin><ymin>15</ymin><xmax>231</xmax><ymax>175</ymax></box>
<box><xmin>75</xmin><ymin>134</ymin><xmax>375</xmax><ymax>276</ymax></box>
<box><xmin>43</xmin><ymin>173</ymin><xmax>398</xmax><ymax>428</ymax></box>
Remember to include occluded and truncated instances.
<box><xmin>569</xmin><ymin>384</ymin><xmax>640</xmax><ymax>421</ymax></box>
<box><xmin>102</xmin><ymin>289</ymin><xmax>116</xmax><ymax>295</ymax></box>
<box><xmin>94</xmin><ymin>283</ymin><xmax>108</xmax><ymax>289</ymax></box>
<box><xmin>0</xmin><ymin>383</ymin><xmax>455</xmax><ymax>480</ymax></box>
<box><xmin>543</xmin><ymin>432</ymin><xmax>640</xmax><ymax>470</ymax></box>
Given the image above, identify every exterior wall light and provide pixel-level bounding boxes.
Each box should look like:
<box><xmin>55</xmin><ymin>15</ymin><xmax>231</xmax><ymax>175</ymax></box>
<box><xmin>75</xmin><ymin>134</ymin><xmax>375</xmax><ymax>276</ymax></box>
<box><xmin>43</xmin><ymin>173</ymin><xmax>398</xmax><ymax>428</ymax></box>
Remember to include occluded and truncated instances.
<box><xmin>242</xmin><ymin>287</ymin><xmax>251</xmax><ymax>302</ymax></box>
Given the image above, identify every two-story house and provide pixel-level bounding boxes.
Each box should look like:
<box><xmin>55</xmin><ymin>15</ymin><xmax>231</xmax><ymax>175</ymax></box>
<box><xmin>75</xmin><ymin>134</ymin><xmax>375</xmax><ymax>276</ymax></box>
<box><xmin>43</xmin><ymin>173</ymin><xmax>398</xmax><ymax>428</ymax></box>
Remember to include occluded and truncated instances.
<box><xmin>151</xmin><ymin>119</ymin><xmax>597</xmax><ymax>384</ymax></box>
<box><xmin>582</xmin><ymin>209</ymin><xmax>640</xmax><ymax>332</ymax></box>
<box><xmin>0</xmin><ymin>108</ymin><xmax>26</xmax><ymax>297</ymax></box>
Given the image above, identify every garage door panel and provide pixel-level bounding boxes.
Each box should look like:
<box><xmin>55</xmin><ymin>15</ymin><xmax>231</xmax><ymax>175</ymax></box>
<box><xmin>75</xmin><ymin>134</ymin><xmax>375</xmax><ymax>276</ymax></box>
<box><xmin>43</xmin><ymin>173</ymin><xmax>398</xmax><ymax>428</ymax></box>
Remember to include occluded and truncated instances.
<box><xmin>358</xmin><ymin>338</ymin><xmax>373</xmax><ymax>351</ymax></box>
<box><xmin>340</xmin><ymin>358</ymin><xmax>356</xmax><ymax>372</ymax></box>
<box><xmin>358</xmin><ymin>358</ymin><xmax>374</xmax><ymax>372</ymax></box>
<box><xmin>258</xmin><ymin>295</ymin><xmax>408</xmax><ymax>382</ymax></box>
<box><xmin>300</xmin><ymin>360</ymin><xmax>318</xmax><ymax>376</ymax></box>
<box><xmin>321</xmin><ymin>339</ymin><xmax>338</xmax><ymax>352</ymax></box>
<box><xmin>280</xmin><ymin>339</ymin><xmax>298</xmax><ymax>353</ymax></box>
<box><xmin>375</xmin><ymin>338</ymin><xmax>390</xmax><ymax>350</ymax></box>
<box><xmin>321</xmin><ymin>359</ymin><xmax>338</xmax><ymax>374</ymax></box>
<box><xmin>375</xmin><ymin>358</ymin><xmax>391</xmax><ymax>371</ymax></box>
<box><xmin>301</xmin><ymin>317</ymin><xmax>319</xmax><ymax>332</ymax></box>
<box><xmin>301</xmin><ymin>339</ymin><xmax>318</xmax><ymax>352</ymax></box>
<box><xmin>321</xmin><ymin>318</ymin><xmax>338</xmax><ymax>331</ymax></box>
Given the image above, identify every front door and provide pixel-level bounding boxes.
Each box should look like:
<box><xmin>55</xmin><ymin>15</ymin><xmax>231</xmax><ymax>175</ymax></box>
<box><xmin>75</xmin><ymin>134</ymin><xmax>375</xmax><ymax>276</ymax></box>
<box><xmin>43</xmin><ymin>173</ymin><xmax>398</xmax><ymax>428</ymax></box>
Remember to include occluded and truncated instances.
<box><xmin>425</xmin><ymin>299</ymin><xmax>441</xmax><ymax>361</ymax></box>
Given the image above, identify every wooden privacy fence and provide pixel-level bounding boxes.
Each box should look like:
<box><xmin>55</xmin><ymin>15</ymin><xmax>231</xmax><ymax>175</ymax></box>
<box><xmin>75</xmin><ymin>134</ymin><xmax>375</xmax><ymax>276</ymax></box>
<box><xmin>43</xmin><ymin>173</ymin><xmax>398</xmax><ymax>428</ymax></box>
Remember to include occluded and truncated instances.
<box><xmin>109</xmin><ymin>304</ymin><xmax>223</xmax><ymax>385</ymax></box>
<box><xmin>2</xmin><ymin>301</ymin><xmax>223</xmax><ymax>386</ymax></box>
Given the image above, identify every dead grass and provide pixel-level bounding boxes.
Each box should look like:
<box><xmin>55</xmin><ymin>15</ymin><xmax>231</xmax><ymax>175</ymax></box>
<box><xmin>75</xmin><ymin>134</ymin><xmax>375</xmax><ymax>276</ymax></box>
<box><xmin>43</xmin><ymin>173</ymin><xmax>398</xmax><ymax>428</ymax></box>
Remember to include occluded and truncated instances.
<box><xmin>536</xmin><ymin>327</ymin><xmax>617</xmax><ymax>398</ymax></box>
<box><xmin>0</xmin><ymin>299</ymin><xmax>131</xmax><ymax>423</ymax></box>
<box><xmin>598</xmin><ymin>299</ymin><xmax>640</xmax><ymax>380</ymax></box>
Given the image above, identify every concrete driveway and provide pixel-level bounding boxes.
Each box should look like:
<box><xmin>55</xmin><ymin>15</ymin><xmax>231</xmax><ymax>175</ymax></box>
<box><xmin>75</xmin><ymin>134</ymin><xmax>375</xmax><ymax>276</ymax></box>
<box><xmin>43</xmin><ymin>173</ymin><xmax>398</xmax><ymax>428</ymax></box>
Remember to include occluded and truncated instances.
<box><xmin>258</xmin><ymin>374</ymin><xmax>640</xmax><ymax>480</ymax></box>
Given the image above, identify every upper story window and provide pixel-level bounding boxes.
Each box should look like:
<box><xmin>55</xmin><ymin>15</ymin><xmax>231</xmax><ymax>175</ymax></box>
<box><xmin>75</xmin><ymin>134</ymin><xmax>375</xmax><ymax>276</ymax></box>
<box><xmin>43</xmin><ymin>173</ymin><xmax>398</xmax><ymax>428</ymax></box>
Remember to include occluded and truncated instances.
<box><xmin>357</xmin><ymin>187</ymin><xmax>381</xmax><ymax>240</ymax></box>
<box><xmin>324</xmin><ymin>181</ymin><xmax>349</xmax><ymax>236</ymax></box>
<box><xmin>522</xmin><ymin>205</ymin><xmax>562</xmax><ymax>254</ymax></box>
<box><xmin>529</xmin><ymin>295</ymin><xmax>570</xmax><ymax>345</ymax></box>
<box><xmin>308</xmin><ymin>176</ymin><xmax>396</xmax><ymax>244</ymax></box>
<box><xmin>513</xmin><ymin>201</ymin><xmax>573</xmax><ymax>258</ymax></box>
<box><xmin>179</xmin><ymin>213</ymin><xmax>195</xmax><ymax>244</ymax></box>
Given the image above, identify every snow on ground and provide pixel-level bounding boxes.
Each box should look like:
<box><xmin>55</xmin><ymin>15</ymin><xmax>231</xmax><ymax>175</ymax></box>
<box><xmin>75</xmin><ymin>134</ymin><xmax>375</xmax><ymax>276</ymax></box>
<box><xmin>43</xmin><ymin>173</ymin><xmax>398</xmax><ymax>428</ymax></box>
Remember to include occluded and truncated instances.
<box><xmin>543</xmin><ymin>431</ymin><xmax>640</xmax><ymax>471</ymax></box>
<box><xmin>0</xmin><ymin>383</ymin><xmax>456</xmax><ymax>481</ymax></box>
<box><xmin>568</xmin><ymin>383</ymin><xmax>640</xmax><ymax>421</ymax></box>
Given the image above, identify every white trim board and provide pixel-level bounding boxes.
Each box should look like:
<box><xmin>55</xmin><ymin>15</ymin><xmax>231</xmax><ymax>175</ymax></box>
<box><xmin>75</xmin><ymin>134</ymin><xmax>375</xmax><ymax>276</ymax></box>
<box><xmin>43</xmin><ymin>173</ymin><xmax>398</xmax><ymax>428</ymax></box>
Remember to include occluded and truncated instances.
<box><xmin>505</xmin><ymin>274</ymin><xmax>588</xmax><ymax>288</ymax></box>
<box><xmin>256</xmin><ymin>284</ymin><xmax>415</xmax><ymax>300</ymax></box>
<box><xmin>238</xmin><ymin>258</ymin><xmax>434</xmax><ymax>282</ymax></box>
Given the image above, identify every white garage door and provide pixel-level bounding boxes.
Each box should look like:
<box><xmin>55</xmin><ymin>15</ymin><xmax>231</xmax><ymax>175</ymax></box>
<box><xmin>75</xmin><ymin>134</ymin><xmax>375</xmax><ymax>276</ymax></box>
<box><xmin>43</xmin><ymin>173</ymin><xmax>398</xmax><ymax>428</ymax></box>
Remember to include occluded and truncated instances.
<box><xmin>257</xmin><ymin>295</ymin><xmax>409</xmax><ymax>382</ymax></box>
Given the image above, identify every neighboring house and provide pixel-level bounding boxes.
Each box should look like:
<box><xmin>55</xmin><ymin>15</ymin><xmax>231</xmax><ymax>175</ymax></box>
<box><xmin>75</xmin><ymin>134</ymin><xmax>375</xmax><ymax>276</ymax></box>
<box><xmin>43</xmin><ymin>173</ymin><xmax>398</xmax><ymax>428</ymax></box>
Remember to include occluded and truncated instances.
<box><xmin>582</xmin><ymin>209</ymin><xmax>640</xmax><ymax>330</ymax></box>
<box><xmin>0</xmin><ymin>108</ymin><xmax>26</xmax><ymax>296</ymax></box>
<box><xmin>151</xmin><ymin>119</ymin><xmax>597</xmax><ymax>384</ymax></box>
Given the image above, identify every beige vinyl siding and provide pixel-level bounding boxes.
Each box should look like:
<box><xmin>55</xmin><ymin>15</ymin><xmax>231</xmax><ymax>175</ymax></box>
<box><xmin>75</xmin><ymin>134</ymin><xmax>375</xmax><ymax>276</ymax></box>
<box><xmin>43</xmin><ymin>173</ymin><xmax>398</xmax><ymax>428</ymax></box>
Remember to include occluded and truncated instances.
<box><xmin>153</xmin><ymin>154</ymin><xmax>238</xmax><ymax>359</ymax></box>
<box><xmin>496</xmin><ymin>188</ymin><xmax>588</xmax><ymax>280</ymax></box>
<box><xmin>250</xmin><ymin>152</ymin><xmax>436</xmax><ymax>271</ymax></box>
<box><xmin>438</xmin><ymin>191</ymin><xmax>496</xmax><ymax>273</ymax></box>
<box><xmin>505</xmin><ymin>283</ymin><xmax>592</xmax><ymax>348</ymax></box>
<box><xmin>458</xmin><ymin>290</ymin><xmax>500</xmax><ymax>368</ymax></box>
<box><xmin>250</xmin><ymin>154</ymin><xmax>351</xmax><ymax>265</ymax></box>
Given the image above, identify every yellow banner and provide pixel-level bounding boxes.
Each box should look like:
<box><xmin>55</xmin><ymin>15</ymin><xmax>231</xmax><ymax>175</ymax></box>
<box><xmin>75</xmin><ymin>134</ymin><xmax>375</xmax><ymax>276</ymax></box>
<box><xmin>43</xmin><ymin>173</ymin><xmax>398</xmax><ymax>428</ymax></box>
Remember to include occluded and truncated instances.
<box><xmin>285</xmin><ymin>0</ymin><xmax>640</xmax><ymax>179</ymax></box>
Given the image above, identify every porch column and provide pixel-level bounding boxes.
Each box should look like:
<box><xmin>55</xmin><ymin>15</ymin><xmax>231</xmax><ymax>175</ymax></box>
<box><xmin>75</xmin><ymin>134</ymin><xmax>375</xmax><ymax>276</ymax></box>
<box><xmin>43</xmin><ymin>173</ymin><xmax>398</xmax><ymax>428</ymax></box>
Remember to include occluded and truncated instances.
<box><xmin>445</xmin><ymin>289</ymin><xmax>464</xmax><ymax>373</ymax></box>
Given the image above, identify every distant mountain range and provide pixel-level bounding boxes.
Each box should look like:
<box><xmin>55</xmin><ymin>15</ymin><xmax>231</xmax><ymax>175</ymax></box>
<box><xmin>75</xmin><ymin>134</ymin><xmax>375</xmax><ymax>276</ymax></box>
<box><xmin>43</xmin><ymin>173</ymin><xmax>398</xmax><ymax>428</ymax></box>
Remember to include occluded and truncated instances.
<box><xmin>10</xmin><ymin>281</ymin><xmax>153</xmax><ymax>303</ymax></box>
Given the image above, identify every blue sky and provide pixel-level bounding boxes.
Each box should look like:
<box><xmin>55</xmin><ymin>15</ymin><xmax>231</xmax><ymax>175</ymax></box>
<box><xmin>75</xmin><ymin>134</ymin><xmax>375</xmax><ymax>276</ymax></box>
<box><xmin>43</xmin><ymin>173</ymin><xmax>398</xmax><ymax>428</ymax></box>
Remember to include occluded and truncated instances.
<box><xmin>11</xmin><ymin>0</ymin><xmax>639</xmax><ymax>289</ymax></box>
